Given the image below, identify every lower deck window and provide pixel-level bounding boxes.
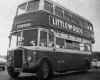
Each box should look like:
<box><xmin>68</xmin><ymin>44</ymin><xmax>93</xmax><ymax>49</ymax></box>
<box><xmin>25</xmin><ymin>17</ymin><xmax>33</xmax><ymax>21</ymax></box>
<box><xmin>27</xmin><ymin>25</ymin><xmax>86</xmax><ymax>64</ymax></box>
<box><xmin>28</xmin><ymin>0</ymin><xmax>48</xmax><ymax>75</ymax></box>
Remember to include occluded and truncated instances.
<box><xmin>17</xmin><ymin>3</ymin><xmax>27</xmax><ymax>15</ymax></box>
<box><xmin>66</xmin><ymin>40</ymin><xmax>73</xmax><ymax>49</ymax></box>
<box><xmin>44</xmin><ymin>1</ymin><xmax>53</xmax><ymax>13</ymax></box>
<box><xmin>40</xmin><ymin>31</ymin><xmax>47</xmax><ymax>47</ymax></box>
<box><xmin>85</xmin><ymin>44</ymin><xmax>91</xmax><ymax>52</ymax></box>
<box><xmin>56</xmin><ymin>38</ymin><xmax>64</xmax><ymax>48</ymax></box>
<box><xmin>48</xmin><ymin>33</ymin><xmax>54</xmax><ymax>47</ymax></box>
<box><xmin>73</xmin><ymin>42</ymin><xmax>80</xmax><ymax>50</ymax></box>
<box><xmin>27</xmin><ymin>1</ymin><xmax>39</xmax><ymax>11</ymax></box>
<box><xmin>80</xmin><ymin>43</ymin><xmax>85</xmax><ymax>51</ymax></box>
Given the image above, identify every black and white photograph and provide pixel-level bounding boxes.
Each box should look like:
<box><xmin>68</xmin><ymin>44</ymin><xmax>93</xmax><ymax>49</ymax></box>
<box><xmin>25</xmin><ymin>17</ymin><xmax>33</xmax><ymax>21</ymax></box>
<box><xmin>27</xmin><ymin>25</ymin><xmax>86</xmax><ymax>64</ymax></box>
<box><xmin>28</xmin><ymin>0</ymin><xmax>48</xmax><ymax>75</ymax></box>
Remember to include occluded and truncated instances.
<box><xmin>0</xmin><ymin>0</ymin><xmax>100</xmax><ymax>80</ymax></box>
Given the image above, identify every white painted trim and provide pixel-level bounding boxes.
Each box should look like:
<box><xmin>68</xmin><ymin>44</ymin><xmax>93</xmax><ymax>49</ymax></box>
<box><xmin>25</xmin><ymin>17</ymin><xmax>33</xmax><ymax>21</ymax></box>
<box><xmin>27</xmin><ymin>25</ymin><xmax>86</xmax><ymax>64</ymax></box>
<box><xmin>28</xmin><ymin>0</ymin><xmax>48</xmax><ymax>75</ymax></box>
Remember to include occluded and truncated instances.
<box><xmin>23</xmin><ymin>46</ymin><xmax>54</xmax><ymax>51</ymax></box>
<box><xmin>22</xmin><ymin>46</ymin><xmax>91</xmax><ymax>55</ymax></box>
<box><xmin>8</xmin><ymin>46</ymin><xmax>91</xmax><ymax>55</ymax></box>
<box><xmin>55</xmin><ymin>48</ymin><xmax>91</xmax><ymax>55</ymax></box>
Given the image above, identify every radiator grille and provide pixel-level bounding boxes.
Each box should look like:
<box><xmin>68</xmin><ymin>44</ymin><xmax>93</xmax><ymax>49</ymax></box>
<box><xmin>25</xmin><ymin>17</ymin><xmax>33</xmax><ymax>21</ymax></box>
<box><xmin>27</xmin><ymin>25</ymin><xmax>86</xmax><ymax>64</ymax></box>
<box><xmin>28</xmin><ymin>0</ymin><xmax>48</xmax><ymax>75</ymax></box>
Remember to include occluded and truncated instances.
<box><xmin>14</xmin><ymin>50</ymin><xmax>23</xmax><ymax>68</ymax></box>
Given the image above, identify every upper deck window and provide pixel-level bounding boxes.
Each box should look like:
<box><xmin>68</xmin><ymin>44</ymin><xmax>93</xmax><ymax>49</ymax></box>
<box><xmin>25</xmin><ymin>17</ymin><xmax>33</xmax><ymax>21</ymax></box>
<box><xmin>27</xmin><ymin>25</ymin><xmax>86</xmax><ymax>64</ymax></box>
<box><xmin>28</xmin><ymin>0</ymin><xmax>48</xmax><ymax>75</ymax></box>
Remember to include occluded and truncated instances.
<box><xmin>84</xmin><ymin>21</ymin><xmax>89</xmax><ymax>29</ymax></box>
<box><xmin>44</xmin><ymin>1</ymin><xmax>53</xmax><ymax>13</ymax></box>
<box><xmin>48</xmin><ymin>33</ymin><xmax>54</xmax><ymax>47</ymax></box>
<box><xmin>73</xmin><ymin>42</ymin><xmax>80</xmax><ymax>50</ymax></box>
<box><xmin>85</xmin><ymin>44</ymin><xmax>91</xmax><ymax>52</ymax></box>
<box><xmin>64</xmin><ymin>11</ymin><xmax>71</xmax><ymax>21</ymax></box>
<box><xmin>27</xmin><ymin>1</ymin><xmax>39</xmax><ymax>12</ymax></box>
<box><xmin>71</xmin><ymin>18</ymin><xmax>78</xmax><ymax>24</ymax></box>
<box><xmin>89</xmin><ymin>24</ymin><xmax>93</xmax><ymax>31</ymax></box>
<box><xmin>78</xmin><ymin>18</ymin><xmax>83</xmax><ymax>27</ymax></box>
<box><xmin>55</xmin><ymin>6</ymin><xmax>63</xmax><ymax>17</ymax></box>
<box><xmin>71</xmin><ymin>15</ymin><xmax>78</xmax><ymax>24</ymax></box>
<box><xmin>80</xmin><ymin>43</ymin><xmax>85</xmax><ymax>51</ymax></box>
<box><xmin>17</xmin><ymin>3</ymin><xmax>27</xmax><ymax>15</ymax></box>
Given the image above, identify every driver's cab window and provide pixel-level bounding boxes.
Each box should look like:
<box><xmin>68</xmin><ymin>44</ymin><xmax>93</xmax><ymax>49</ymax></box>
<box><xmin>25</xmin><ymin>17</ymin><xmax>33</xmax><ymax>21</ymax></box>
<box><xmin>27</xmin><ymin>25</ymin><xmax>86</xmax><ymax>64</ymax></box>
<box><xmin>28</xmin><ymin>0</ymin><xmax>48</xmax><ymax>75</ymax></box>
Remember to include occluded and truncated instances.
<box><xmin>23</xmin><ymin>29</ymin><xmax>38</xmax><ymax>46</ymax></box>
<box><xmin>40</xmin><ymin>31</ymin><xmax>47</xmax><ymax>47</ymax></box>
<box><xmin>10</xmin><ymin>31</ymin><xmax>22</xmax><ymax>48</ymax></box>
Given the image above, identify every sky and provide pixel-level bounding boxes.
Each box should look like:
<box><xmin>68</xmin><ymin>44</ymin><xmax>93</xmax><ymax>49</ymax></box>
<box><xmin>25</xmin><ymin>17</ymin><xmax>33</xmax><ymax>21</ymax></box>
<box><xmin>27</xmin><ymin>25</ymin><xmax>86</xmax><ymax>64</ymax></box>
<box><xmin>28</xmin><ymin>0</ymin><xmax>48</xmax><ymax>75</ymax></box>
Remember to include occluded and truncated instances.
<box><xmin>0</xmin><ymin>0</ymin><xmax>100</xmax><ymax>55</ymax></box>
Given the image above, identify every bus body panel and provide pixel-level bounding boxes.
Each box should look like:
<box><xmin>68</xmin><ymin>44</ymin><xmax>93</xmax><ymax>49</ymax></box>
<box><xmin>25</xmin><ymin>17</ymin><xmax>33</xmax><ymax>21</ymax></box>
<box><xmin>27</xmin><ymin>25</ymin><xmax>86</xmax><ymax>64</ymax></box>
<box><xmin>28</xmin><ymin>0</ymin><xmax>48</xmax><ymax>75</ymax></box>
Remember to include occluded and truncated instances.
<box><xmin>12</xmin><ymin>11</ymin><xmax>94</xmax><ymax>42</ymax></box>
<box><xmin>7</xmin><ymin>47</ymin><xmax>92</xmax><ymax>73</ymax></box>
<box><xmin>36</xmin><ymin>50</ymin><xmax>92</xmax><ymax>72</ymax></box>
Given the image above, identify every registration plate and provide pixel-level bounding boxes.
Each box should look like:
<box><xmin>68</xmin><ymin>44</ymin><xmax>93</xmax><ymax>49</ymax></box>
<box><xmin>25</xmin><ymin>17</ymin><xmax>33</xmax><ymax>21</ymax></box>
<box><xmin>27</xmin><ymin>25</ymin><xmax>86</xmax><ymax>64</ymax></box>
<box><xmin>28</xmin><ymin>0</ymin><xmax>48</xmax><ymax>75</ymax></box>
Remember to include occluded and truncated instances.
<box><xmin>14</xmin><ymin>68</ymin><xmax>22</xmax><ymax>71</ymax></box>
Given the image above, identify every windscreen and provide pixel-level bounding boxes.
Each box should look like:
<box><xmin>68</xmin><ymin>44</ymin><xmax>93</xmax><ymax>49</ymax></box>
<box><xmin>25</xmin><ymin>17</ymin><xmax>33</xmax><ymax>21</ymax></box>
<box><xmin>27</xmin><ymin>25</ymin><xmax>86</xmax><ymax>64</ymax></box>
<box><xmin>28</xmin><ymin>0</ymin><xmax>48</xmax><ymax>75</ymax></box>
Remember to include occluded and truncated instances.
<box><xmin>27</xmin><ymin>0</ymin><xmax>39</xmax><ymax>12</ymax></box>
<box><xmin>10</xmin><ymin>31</ymin><xmax>22</xmax><ymax>48</ymax></box>
<box><xmin>17</xmin><ymin>0</ymin><xmax>39</xmax><ymax>15</ymax></box>
<box><xmin>23</xmin><ymin>29</ymin><xmax>38</xmax><ymax>46</ymax></box>
<box><xmin>17</xmin><ymin>3</ymin><xmax>27</xmax><ymax>15</ymax></box>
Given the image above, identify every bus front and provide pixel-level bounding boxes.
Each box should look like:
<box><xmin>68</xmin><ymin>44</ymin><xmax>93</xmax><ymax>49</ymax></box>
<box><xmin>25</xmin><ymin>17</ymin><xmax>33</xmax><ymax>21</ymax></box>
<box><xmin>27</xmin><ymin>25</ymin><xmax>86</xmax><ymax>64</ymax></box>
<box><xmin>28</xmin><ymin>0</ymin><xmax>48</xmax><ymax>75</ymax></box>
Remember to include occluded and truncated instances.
<box><xmin>6</xmin><ymin>0</ymin><xmax>42</xmax><ymax>78</ymax></box>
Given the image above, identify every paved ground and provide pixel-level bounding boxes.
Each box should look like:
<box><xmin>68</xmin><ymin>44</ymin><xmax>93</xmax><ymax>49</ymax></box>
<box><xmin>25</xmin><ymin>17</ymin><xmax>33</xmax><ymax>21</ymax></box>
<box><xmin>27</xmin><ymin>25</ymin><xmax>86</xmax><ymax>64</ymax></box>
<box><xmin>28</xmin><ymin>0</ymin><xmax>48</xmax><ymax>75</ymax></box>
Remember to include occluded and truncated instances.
<box><xmin>0</xmin><ymin>69</ymin><xmax>100</xmax><ymax>80</ymax></box>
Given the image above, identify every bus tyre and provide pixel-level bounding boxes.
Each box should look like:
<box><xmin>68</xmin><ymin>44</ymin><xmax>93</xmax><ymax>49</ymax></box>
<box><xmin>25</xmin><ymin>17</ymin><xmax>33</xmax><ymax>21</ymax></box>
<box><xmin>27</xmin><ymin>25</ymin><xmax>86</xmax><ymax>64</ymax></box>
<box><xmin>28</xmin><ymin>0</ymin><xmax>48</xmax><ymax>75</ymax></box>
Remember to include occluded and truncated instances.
<box><xmin>7</xmin><ymin>67</ymin><xmax>20</xmax><ymax>78</ymax></box>
<box><xmin>83</xmin><ymin>60</ymin><xmax>90</xmax><ymax>72</ymax></box>
<box><xmin>36</xmin><ymin>60</ymin><xmax>53</xmax><ymax>80</ymax></box>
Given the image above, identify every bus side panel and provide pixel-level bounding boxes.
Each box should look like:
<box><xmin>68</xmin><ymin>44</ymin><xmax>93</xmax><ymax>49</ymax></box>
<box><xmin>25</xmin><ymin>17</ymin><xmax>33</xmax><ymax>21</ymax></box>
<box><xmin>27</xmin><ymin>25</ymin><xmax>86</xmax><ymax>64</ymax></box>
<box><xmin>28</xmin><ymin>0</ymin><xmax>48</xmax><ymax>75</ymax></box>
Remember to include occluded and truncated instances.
<box><xmin>36</xmin><ymin>50</ymin><xmax>69</xmax><ymax>71</ymax></box>
<box><xmin>36</xmin><ymin>50</ymin><xmax>92</xmax><ymax>72</ymax></box>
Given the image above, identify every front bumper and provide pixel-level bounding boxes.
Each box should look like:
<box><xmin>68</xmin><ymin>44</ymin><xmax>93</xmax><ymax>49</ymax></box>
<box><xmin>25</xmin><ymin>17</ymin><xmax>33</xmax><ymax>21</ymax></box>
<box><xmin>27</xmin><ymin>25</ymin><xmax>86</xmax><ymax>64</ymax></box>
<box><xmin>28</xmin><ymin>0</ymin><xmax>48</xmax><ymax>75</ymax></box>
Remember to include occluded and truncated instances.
<box><xmin>6</xmin><ymin>61</ymin><xmax>40</xmax><ymax>72</ymax></box>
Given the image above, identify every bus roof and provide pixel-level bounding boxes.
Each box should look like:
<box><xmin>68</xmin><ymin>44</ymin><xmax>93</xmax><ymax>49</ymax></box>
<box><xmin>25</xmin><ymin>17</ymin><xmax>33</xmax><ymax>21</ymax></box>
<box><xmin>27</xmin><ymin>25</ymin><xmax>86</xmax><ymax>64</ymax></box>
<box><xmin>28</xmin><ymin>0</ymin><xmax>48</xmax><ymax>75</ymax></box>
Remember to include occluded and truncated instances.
<box><xmin>19</xmin><ymin>0</ymin><xmax>92</xmax><ymax>25</ymax></box>
<box><xmin>45</xmin><ymin>0</ymin><xmax>92</xmax><ymax>24</ymax></box>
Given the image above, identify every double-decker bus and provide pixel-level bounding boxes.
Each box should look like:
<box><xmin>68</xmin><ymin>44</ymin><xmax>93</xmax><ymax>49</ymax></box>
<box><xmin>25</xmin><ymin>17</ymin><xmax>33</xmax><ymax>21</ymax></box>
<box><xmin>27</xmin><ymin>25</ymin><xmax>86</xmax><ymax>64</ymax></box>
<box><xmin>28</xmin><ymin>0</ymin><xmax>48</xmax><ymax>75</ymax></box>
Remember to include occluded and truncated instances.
<box><xmin>6</xmin><ymin>0</ymin><xmax>95</xmax><ymax>79</ymax></box>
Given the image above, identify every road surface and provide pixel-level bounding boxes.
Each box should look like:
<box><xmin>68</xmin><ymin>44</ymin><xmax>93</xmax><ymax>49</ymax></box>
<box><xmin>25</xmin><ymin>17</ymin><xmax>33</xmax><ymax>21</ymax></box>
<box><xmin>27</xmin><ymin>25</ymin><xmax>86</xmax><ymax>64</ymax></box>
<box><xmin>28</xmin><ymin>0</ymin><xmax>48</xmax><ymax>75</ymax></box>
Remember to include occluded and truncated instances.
<box><xmin>0</xmin><ymin>69</ymin><xmax>100</xmax><ymax>80</ymax></box>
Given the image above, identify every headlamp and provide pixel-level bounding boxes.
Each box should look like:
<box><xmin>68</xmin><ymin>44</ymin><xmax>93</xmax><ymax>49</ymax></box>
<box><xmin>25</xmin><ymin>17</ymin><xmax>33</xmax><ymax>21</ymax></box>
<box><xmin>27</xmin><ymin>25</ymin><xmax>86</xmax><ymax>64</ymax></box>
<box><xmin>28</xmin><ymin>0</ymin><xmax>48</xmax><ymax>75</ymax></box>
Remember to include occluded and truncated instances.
<box><xmin>27</xmin><ymin>56</ymin><xmax>32</xmax><ymax>62</ymax></box>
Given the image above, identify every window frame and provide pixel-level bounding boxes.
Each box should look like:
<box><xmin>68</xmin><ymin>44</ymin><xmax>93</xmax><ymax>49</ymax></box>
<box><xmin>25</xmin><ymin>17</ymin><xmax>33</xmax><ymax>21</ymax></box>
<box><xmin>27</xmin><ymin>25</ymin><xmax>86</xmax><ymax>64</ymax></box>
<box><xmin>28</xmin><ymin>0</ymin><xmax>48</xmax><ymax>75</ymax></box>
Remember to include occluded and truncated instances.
<box><xmin>71</xmin><ymin>18</ymin><xmax>78</xmax><ymax>24</ymax></box>
<box><xmin>85</xmin><ymin>43</ymin><xmax>91</xmax><ymax>52</ymax></box>
<box><xmin>16</xmin><ymin>3</ymin><xmax>27</xmax><ymax>15</ymax></box>
<box><xmin>65</xmin><ymin>39</ymin><xmax>73</xmax><ymax>49</ymax></box>
<box><xmin>56</xmin><ymin>37</ymin><xmax>65</xmax><ymax>49</ymax></box>
<box><xmin>64</xmin><ymin>14</ymin><xmax>71</xmax><ymax>21</ymax></box>
<box><xmin>39</xmin><ymin>30</ymin><xmax>48</xmax><ymax>47</ymax></box>
<box><xmin>22</xmin><ymin>29</ymin><xmax>38</xmax><ymax>46</ymax></box>
<box><xmin>48</xmin><ymin>32</ymin><xmax>55</xmax><ymax>47</ymax></box>
<box><xmin>77</xmin><ymin>18</ymin><xmax>83</xmax><ymax>27</ymax></box>
<box><xmin>89</xmin><ymin>24</ymin><xmax>93</xmax><ymax>31</ymax></box>
<box><xmin>44</xmin><ymin>1</ymin><xmax>53</xmax><ymax>13</ymax></box>
<box><xmin>10</xmin><ymin>31</ymin><xmax>22</xmax><ymax>48</ymax></box>
<box><xmin>27</xmin><ymin>0</ymin><xmax>40</xmax><ymax>12</ymax></box>
<box><xmin>79</xmin><ymin>43</ymin><xmax>85</xmax><ymax>51</ymax></box>
<box><xmin>73</xmin><ymin>41</ymin><xmax>80</xmax><ymax>50</ymax></box>
<box><xmin>84</xmin><ymin>21</ymin><xmax>89</xmax><ymax>29</ymax></box>
<box><xmin>55</xmin><ymin>6</ymin><xmax>63</xmax><ymax>18</ymax></box>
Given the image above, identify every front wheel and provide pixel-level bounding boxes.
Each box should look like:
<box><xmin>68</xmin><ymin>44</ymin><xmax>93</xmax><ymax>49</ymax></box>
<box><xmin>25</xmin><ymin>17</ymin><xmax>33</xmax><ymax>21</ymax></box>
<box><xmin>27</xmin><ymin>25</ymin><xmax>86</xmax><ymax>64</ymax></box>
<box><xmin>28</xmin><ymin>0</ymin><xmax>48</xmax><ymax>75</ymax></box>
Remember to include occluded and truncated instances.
<box><xmin>36</xmin><ymin>60</ymin><xmax>53</xmax><ymax>80</ymax></box>
<box><xmin>7</xmin><ymin>67</ymin><xmax>20</xmax><ymax>78</ymax></box>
